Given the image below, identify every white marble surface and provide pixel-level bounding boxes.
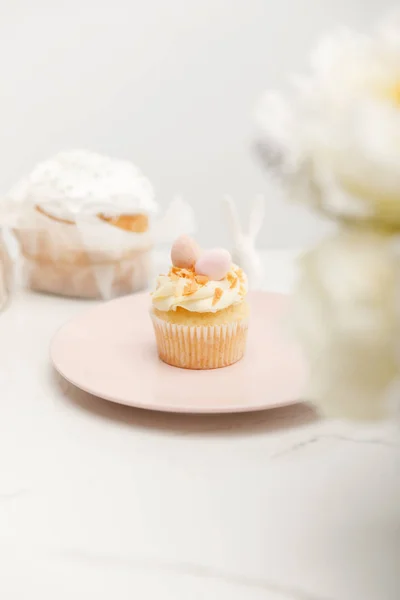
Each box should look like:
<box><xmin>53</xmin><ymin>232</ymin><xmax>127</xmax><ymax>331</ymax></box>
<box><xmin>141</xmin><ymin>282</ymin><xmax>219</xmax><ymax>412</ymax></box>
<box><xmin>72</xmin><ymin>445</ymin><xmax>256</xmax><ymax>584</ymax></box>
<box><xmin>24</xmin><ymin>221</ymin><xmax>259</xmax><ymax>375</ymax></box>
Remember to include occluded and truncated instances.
<box><xmin>0</xmin><ymin>250</ymin><xmax>399</xmax><ymax>600</ymax></box>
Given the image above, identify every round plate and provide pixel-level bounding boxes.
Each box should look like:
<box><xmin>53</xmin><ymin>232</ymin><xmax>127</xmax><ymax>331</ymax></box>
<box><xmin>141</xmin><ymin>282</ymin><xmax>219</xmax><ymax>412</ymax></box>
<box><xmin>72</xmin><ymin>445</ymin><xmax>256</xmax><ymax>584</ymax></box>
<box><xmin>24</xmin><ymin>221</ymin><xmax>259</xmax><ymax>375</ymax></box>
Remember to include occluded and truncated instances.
<box><xmin>51</xmin><ymin>291</ymin><xmax>306</xmax><ymax>414</ymax></box>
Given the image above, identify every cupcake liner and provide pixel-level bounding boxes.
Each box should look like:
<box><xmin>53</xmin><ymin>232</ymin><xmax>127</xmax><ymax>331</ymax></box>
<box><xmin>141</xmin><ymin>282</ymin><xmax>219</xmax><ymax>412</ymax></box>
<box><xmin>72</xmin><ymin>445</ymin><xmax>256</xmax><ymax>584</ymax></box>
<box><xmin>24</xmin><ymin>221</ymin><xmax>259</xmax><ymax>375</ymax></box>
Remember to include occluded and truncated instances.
<box><xmin>151</xmin><ymin>312</ymin><xmax>248</xmax><ymax>369</ymax></box>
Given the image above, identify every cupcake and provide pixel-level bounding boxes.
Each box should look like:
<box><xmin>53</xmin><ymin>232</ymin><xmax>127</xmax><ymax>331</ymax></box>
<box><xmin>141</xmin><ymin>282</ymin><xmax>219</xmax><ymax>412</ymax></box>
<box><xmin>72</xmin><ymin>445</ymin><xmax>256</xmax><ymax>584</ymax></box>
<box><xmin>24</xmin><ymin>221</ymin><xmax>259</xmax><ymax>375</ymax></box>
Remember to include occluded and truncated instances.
<box><xmin>150</xmin><ymin>235</ymin><xmax>249</xmax><ymax>369</ymax></box>
<box><xmin>6</xmin><ymin>150</ymin><xmax>157</xmax><ymax>299</ymax></box>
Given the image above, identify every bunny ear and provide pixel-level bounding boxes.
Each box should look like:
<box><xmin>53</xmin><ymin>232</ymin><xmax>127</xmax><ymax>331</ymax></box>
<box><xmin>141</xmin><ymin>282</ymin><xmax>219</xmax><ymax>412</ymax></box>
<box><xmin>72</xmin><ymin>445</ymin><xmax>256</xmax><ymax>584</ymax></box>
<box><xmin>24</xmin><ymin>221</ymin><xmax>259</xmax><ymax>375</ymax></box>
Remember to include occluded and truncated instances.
<box><xmin>248</xmin><ymin>194</ymin><xmax>265</xmax><ymax>240</ymax></box>
<box><xmin>222</xmin><ymin>195</ymin><xmax>242</xmax><ymax>241</ymax></box>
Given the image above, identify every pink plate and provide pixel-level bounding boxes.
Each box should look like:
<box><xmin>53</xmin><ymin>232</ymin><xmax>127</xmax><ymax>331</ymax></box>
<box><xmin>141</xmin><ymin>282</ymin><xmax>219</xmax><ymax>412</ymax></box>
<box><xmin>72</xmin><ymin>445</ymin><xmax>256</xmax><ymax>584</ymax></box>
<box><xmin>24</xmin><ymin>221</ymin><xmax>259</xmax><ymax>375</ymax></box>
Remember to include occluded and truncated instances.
<box><xmin>51</xmin><ymin>291</ymin><xmax>307</xmax><ymax>414</ymax></box>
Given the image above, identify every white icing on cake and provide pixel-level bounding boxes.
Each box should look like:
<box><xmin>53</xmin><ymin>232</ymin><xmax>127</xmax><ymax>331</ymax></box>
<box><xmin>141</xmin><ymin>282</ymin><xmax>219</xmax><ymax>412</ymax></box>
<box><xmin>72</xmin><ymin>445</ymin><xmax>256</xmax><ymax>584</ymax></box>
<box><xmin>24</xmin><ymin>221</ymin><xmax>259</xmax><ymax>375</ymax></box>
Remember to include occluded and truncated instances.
<box><xmin>6</xmin><ymin>150</ymin><xmax>157</xmax><ymax>219</ymax></box>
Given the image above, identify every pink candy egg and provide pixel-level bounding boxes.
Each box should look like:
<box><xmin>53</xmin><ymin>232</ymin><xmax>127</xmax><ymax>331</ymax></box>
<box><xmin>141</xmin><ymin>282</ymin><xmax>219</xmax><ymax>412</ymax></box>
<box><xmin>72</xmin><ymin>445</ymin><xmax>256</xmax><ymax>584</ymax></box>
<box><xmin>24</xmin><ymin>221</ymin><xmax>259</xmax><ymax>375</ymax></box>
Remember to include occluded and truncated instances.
<box><xmin>195</xmin><ymin>248</ymin><xmax>232</xmax><ymax>281</ymax></box>
<box><xmin>171</xmin><ymin>235</ymin><xmax>201</xmax><ymax>269</ymax></box>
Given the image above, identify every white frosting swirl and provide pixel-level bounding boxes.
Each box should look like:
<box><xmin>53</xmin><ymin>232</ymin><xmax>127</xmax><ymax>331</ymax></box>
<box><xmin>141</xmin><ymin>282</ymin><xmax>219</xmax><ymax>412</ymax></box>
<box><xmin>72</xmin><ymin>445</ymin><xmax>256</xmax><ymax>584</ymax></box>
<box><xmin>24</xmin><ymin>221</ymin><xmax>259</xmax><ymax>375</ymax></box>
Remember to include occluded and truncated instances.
<box><xmin>6</xmin><ymin>150</ymin><xmax>157</xmax><ymax>219</ymax></box>
<box><xmin>152</xmin><ymin>265</ymin><xmax>247</xmax><ymax>313</ymax></box>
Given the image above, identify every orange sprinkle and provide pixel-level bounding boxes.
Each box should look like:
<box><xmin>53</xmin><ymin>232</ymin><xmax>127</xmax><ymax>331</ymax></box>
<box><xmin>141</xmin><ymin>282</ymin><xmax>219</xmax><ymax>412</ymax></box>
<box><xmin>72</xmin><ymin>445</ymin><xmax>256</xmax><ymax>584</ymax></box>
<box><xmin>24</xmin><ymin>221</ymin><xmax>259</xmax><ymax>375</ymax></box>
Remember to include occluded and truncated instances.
<box><xmin>212</xmin><ymin>288</ymin><xmax>223</xmax><ymax>306</ymax></box>
<box><xmin>195</xmin><ymin>275</ymin><xmax>209</xmax><ymax>285</ymax></box>
<box><xmin>230</xmin><ymin>277</ymin><xmax>238</xmax><ymax>289</ymax></box>
<box><xmin>170</xmin><ymin>266</ymin><xmax>195</xmax><ymax>279</ymax></box>
<box><xmin>236</xmin><ymin>268</ymin><xmax>244</xmax><ymax>283</ymax></box>
<box><xmin>227</xmin><ymin>271</ymin><xmax>239</xmax><ymax>288</ymax></box>
<box><xmin>182</xmin><ymin>270</ymin><xmax>193</xmax><ymax>279</ymax></box>
<box><xmin>183</xmin><ymin>281</ymin><xmax>199</xmax><ymax>296</ymax></box>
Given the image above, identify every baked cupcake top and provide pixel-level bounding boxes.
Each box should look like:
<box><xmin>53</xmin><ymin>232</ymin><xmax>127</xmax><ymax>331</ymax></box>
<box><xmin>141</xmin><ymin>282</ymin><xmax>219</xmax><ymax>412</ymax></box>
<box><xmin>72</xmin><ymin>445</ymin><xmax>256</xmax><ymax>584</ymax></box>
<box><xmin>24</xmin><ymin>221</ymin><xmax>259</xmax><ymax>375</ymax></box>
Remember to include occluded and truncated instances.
<box><xmin>152</xmin><ymin>235</ymin><xmax>247</xmax><ymax>313</ymax></box>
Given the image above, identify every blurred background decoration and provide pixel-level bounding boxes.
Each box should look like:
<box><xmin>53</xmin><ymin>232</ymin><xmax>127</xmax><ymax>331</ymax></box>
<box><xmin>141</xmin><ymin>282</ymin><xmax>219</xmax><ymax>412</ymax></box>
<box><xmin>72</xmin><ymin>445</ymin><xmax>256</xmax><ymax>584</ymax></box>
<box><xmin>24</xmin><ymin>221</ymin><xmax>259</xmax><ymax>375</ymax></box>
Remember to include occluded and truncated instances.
<box><xmin>257</xmin><ymin>11</ymin><xmax>400</xmax><ymax>422</ymax></box>
<box><xmin>0</xmin><ymin>230</ymin><xmax>12</xmax><ymax>310</ymax></box>
<box><xmin>0</xmin><ymin>0</ymin><xmax>394</xmax><ymax>251</ymax></box>
<box><xmin>222</xmin><ymin>195</ymin><xmax>265</xmax><ymax>290</ymax></box>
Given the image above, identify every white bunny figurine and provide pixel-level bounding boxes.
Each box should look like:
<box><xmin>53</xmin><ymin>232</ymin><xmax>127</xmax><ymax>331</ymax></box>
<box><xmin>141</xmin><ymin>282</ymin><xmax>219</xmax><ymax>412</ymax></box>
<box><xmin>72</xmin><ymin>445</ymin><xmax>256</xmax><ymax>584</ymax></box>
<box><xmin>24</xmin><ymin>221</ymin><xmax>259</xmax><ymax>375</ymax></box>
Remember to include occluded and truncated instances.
<box><xmin>222</xmin><ymin>195</ymin><xmax>265</xmax><ymax>290</ymax></box>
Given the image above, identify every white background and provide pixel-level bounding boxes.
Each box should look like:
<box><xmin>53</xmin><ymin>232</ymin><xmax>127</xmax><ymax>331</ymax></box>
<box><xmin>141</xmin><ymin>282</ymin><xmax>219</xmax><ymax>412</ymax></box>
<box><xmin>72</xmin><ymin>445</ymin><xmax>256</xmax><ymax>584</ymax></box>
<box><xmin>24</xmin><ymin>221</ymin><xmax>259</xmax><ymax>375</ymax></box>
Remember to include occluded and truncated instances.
<box><xmin>0</xmin><ymin>0</ymin><xmax>394</xmax><ymax>248</ymax></box>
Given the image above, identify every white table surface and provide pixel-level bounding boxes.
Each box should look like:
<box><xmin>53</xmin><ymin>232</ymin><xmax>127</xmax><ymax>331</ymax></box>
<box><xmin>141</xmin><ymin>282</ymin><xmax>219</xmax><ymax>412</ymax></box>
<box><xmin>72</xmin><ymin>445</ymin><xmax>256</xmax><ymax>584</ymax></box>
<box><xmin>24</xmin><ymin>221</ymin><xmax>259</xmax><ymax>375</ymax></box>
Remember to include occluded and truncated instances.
<box><xmin>0</xmin><ymin>250</ymin><xmax>399</xmax><ymax>600</ymax></box>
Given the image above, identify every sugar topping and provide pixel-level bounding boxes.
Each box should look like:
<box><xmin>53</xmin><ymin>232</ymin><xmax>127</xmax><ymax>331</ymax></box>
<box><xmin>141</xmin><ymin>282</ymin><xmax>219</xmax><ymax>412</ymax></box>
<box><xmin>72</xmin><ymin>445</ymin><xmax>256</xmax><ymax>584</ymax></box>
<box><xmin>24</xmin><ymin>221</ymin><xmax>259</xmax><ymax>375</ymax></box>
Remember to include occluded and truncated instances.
<box><xmin>6</xmin><ymin>149</ymin><xmax>157</xmax><ymax>217</ymax></box>
<box><xmin>212</xmin><ymin>287</ymin><xmax>224</xmax><ymax>306</ymax></box>
<box><xmin>152</xmin><ymin>263</ymin><xmax>247</xmax><ymax>313</ymax></box>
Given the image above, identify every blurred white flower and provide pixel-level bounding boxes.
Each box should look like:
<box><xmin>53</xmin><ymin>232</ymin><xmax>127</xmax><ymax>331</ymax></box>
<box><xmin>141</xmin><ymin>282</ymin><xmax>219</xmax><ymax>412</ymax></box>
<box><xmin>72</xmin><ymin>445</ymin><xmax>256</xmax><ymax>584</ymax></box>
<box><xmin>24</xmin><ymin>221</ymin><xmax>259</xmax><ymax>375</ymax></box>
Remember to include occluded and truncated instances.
<box><xmin>257</xmin><ymin>12</ymin><xmax>400</xmax><ymax>421</ymax></box>
<box><xmin>290</xmin><ymin>230</ymin><xmax>399</xmax><ymax>421</ymax></box>
<box><xmin>257</xmin><ymin>12</ymin><xmax>400</xmax><ymax>225</ymax></box>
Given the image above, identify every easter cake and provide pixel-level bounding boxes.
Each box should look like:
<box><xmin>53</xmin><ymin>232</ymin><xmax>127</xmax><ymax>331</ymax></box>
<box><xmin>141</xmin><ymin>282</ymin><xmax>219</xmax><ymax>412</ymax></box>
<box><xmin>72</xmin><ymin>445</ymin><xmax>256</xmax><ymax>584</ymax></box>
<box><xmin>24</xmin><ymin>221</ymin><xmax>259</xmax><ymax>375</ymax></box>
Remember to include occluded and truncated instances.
<box><xmin>7</xmin><ymin>150</ymin><xmax>156</xmax><ymax>299</ymax></box>
<box><xmin>150</xmin><ymin>235</ymin><xmax>249</xmax><ymax>369</ymax></box>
